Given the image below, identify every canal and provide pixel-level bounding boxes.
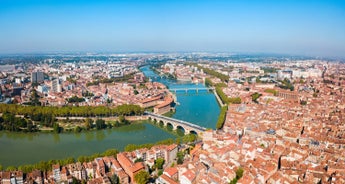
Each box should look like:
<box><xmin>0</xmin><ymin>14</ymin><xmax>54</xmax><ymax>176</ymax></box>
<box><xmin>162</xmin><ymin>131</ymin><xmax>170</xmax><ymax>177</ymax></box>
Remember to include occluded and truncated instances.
<box><xmin>0</xmin><ymin>65</ymin><xmax>220</xmax><ymax>168</ymax></box>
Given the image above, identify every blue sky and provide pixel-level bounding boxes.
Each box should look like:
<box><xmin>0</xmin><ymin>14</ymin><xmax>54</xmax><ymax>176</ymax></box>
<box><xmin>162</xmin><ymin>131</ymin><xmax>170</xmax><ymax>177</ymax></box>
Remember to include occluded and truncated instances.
<box><xmin>0</xmin><ymin>0</ymin><xmax>344</xmax><ymax>57</ymax></box>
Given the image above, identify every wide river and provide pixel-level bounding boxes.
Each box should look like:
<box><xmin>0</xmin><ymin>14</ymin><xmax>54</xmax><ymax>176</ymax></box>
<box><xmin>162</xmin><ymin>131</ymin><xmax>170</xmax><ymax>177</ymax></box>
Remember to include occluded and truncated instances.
<box><xmin>0</xmin><ymin>66</ymin><xmax>220</xmax><ymax>167</ymax></box>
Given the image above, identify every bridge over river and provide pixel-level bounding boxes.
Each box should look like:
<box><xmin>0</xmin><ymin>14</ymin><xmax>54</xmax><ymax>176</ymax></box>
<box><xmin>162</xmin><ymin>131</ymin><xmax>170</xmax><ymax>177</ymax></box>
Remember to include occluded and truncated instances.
<box><xmin>145</xmin><ymin>111</ymin><xmax>207</xmax><ymax>135</ymax></box>
<box><xmin>168</xmin><ymin>87</ymin><xmax>214</xmax><ymax>93</ymax></box>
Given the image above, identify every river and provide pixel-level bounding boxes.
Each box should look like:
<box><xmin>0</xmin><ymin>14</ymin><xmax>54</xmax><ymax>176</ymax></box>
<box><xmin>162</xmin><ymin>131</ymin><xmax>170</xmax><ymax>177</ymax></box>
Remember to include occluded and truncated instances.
<box><xmin>0</xmin><ymin>66</ymin><xmax>220</xmax><ymax>168</ymax></box>
<box><xmin>0</xmin><ymin>122</ymin><xmax>176</xmax><ymax>167</ymax></box>
<box><xmin>140</xmin><ymin>65</ymin><xmax>220</xmax><ymax>128</ymax></box>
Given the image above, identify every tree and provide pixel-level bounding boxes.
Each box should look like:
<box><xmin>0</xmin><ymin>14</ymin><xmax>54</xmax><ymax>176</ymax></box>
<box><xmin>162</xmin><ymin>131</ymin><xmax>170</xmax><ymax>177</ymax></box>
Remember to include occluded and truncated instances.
<box><xmin>177</xmin><ymin>151</ymin><xmax>184</xmax><ymax>165</ymax></box>
<box><xmin>118</xmin><ymin>115</ymin><xmax>128</xmax><ymax>124</ymax></box>
<box><xmin>0</xmin><ymin>164</ymin><xmax>3</xmax><ymax>171</ymax></box>
<box><xmin>300</xmin><ymin>100</ymin><xmax>307</xmax><ymax>105</ymax></box>
<box><xmin>67</xmin><ymin>96</ymin><xmax>85</xmax><ymax>103</ymax></box>
<box><xmin>104</xmin><ymin>149</ymin><xmax>119</xmax><ymax>157</ymax></box>
<box><xmin>216</xmin><ymin>106</ymin><xmax>228</xmax><ymax>129</ymax></box>
<box><xmin>264</xmin><ymin>89</ymin><xmax>278</xmax><ymax>96</ymax></box>
<box><xmin>134</xmin><ymin>170</ymin><xmax>150</xmax><ymax>184</ymax></box>
<box><xmin>95</xmin><ymin>119</ymin><xmax>106</xmax><ymax>130</ymax></box>
<box><xmin>251</xmin><ymin>92</ymin><xmax>262</xmax><ymax>103</ymax></box>
<box><xmin>134</xmin><ymin>158</ymin><xmax>144</xmax><ymax>163</ymax></box>
<box><xmin>72</xmin><ymin>177</ymin><xmax>81</xmax><ymax>184</ymax></box>
<box><xmin>154</xmin><ymin>158</ymin><xmax>165</xmax><ymax>170</ymax></box>
<box><xmin>30</xmin><ymin>89</ymin><xmax>41</xmax><ymax>106</ymax></box>
<box><xmin>182</xmin><ymin>133</ymin><xmax>197</xmax><ymax>143</ymax></box>
<box><xmin>53</xmin><ymin>122</ymin><xmax>61</xmax><ymax>133</ymax></box>
<box><xmin>6</xmin><ymin>166</ymin><xmax>17</xmax><ymax>171</ymax></box>
<box><xmin>110</xmin><ymin>174</ymin><xmax>119</xmax><ymax>184</ymax></box>
<box><xmin>230</xmin><ymin>167</ymin><xmax>244</xmax><ymax>184</ymax></box>
<box><xmin>204</xmin><ymin>78</ymin><xmax>213</xmax><ymax>87</ymax></box>
<box><xmin>75</xmin><ymin>126</ymin><xmax>82</xmax><ymax>133</ymax></box>
<box><xmin>236</xmin><ymin>167</ymin><xmax>244</xmax><ymax>179</ymax></box>
<box><xmin>85</xmin><ymin>118</ymin><xmax>93</xmax><ymax>130</ymax></box>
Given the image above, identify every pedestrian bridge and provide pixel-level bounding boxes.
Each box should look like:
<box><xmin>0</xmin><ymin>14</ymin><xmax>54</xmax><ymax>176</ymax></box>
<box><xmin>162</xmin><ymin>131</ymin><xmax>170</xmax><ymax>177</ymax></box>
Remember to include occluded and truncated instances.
<box><xmin>145</xmin><ymin>111</ymin><xmax>207</xmax><ymax>135</ymax></box>
<box><xmin>169</xmin><ymin>87</ymin><xmax>215</xmax><ymax>93</ymax></box>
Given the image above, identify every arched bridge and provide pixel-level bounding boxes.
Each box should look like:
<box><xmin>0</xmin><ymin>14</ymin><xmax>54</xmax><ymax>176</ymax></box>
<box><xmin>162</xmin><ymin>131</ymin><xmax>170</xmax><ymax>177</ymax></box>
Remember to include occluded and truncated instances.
<box><xmin>169</xmin><ymin>87</ymin><xmax>214</xmax><ymax>93</ymax></box>
<box><xmin>145</xmin><ymin>111</ymin><xmax>207</xmax><ymax>135</ymax></box>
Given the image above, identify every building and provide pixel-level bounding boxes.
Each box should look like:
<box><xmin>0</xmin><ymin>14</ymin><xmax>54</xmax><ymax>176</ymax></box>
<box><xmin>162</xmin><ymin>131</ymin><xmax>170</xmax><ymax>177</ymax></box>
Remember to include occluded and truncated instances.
<box><xmin>166</xmin><ymin>144</ymin><xmax>178</xmax><ymax>165</ymax></box>
<box><xmin>153</xmin><ymin>97</ymin><xmax>174</xmax><ymax>114</ymax></box>
<box><xmin>26</xmin><ymin>170</ymin><xmax>43</xmax><ymax>184</ymax></box>
<box><xmin>52</xmin><ymin>164</ymin><xmax>61</xmax><ymax>183</ymax></box>
<box><xmin>156</xmin><ymin>174</ymin><xmax>178</xmax><ymax>184</ymax></box>
<box><xmin>277</xmin><ymin>90</ymin><xmax>299</xmax><ymax>102</ymax></box>
<box><xmin>180</xmin><ymin>170</ymin><xmax>196</xmax><ymax>184</ymax></box>
<box><xmin>51</xmin><ymin>79</ymin><xmax>62</xmax><ymax>93</ymax></box>
<box><xmin>117</xmin><ymin>153</ymin><xmax>145</xmax><ymax>183</ymax></box>
<box><xmin>31</xmin><ymin>71</ymin><xmax>44</xmax><ymax>83</ymax></box>
<box><xmin>139</xmin><ymin>95</ymin><xmax>163</xmax><ymax>108</ymax></box>
<box><xmin>37</xmin><ymin>85</ymin><xmax>50</xmax><ymax>94</ymax></box>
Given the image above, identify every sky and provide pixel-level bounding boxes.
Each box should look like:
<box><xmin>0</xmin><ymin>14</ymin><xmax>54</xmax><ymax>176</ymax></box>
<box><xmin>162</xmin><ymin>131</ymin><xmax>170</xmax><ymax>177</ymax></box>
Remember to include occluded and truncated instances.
<box><xmin>0</xmin><ymin>0</ymin><xmax>345</xmax><ymax>57</ymax></box>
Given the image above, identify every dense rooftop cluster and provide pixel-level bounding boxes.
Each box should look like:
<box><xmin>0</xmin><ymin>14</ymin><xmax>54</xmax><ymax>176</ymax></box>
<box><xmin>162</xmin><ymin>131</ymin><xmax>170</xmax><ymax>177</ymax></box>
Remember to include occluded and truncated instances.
<box><xmin>0</xmin><ymin>54</ymin><xmax>344</xmax><ymax>183</ymax></box>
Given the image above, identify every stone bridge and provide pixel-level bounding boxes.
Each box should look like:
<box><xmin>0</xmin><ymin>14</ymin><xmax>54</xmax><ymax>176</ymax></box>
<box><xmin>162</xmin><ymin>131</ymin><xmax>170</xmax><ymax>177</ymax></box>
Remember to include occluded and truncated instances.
<box><xmin>169</xmin><ymin>87</ymin><xmax>215</xmax><ymax>93</ymax></box>
<box><xmin>145</xmin><ymin>111</ymin><xmax>206</xmax><ymax>135</ymax></box>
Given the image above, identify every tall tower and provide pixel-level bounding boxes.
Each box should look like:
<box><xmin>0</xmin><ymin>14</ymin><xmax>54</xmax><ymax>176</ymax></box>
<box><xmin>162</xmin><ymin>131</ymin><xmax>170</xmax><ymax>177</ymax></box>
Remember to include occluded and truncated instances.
<box><xmin>31</xmin><ymin>71</ymin><xmax>44</xmax><ymax>83</ymax></box>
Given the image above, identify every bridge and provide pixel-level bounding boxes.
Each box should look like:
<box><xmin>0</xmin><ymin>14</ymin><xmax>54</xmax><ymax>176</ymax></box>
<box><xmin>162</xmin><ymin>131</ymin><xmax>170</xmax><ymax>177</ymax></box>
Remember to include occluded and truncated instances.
<box><xmin>169</xmin><ymin>87</ymin><xmax>215</xmax><ymax>93</ymax></box>
<box><xmin>145</xmin><ymin>111</ymin><xmax>207</xmax><ymax>135</ymax></box>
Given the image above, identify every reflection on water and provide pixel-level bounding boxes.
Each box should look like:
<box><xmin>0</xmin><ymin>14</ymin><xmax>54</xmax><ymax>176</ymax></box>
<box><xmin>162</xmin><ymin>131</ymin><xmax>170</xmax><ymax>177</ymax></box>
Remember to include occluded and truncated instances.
<box><xmin>0</xmin><ymin>122</ymin><xmax>176</xmax><ymax>167</ymax></box>
<box><xmin>74</xmin><ymin>132</ymin><xmax>82</xmax><ymax>139</ymax></box>
<box><xmin>85</xmin><ymin>131</ymin><xmax>95</xmax><ymax>141</ymax></box>
<box><xmin>53</xmin><ymin>133</ymin><xmax>60</xmax><ymax>143</ymax></box>
<box><xmin>96</xmin><ymin>131</ymin><xmax>106</xmax><ymax>141</ymax></box>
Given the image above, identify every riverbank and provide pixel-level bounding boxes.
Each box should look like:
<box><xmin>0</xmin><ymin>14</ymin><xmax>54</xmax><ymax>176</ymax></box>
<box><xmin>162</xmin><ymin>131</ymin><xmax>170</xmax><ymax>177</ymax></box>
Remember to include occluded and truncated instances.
<box><xmin>213</xmin><ymin>88</ymin><xmax>225</xmax><ymax>107</ymax></box>
<box><xmin>0</xmin><ymin>121</ymin><xmax>177</xmax><ymax>167</ymax></box>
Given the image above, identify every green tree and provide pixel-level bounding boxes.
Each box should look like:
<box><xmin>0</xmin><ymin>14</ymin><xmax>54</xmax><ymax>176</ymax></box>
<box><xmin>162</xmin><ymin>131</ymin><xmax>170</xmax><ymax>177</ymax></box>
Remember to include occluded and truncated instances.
<box><xmin>216</xmin><ymin>106</ymin><xmax>228</xmax><ymax>129</ymax></box>
<box><xmin>118</xmin><ymin>115</ymin><xmax>129</xmax><ymax>124</ymax></box>
<box><xmin>300</xmin><ymin>100</ymin><xmax>307</xmax><ymax>105</ymax></box>
<box><xmin>204</xmin><ymin>78</ymin><xmax>213</xmax><ymax>87</ymax></box>
<box><xmin>85</xmin><ymin>118</ymin><xmax>93</xmax><ymax>130</ymax></box>
<box><xmin>229</xmin><ymin>167</ymin><xmax>244</xmax><ymax>184</ymax></box>
<box><xmin>0</xmin><ymin>164</ymin><xmax>3</xmax><ymax>171</ymax></box>
<box><xmin>53</xmin><ymin>122</ymin><xmax>61</xmax><ymax>133</ymax></box>
<box><xmin>264</xmin><ymin>89</ymin><xmax>278</xmax><ymax>96</ymax></box>
<box><xmin>78</xmin><ymin>156</ymin><xmax>87</xmax><ymax>163</ymax></box>
<box><xmin>134</xmin><ymin>158</ymin><xmax>144</xmax><ymax>163</ymax></box>
<box><xmin>236</xmin><ymin>167</ymin><xmax>244</xmax><ymax>179</ymax></box>
<box><xmin>95</xmin><ymin>119</ymin><xmax>106</xmax><ymax>130</ymax></box>
<box><xmin>67</xmin><ymin>96</ymin><xmax>85</xmax><ymax>103</ymax></box>
<box><xmin>154</xmin><ymin>158</ymin><xmax>165</xmax><ymax>170</ymax></box>
<box><xmin>6</xmin><ymin>166</ymin><xmax>17</xmax><ymax>171</ymax></box>
<box><xmin>313</xmin><ymin>93</ymin><xmax>318</xmax><ymax>97</ymax></box>
<box><xmin>251</xmin><ymin>92</ymin><xmax>262</xmax><ymax>103</ymax></box>
<box><xmin>75</xmin><ymin>126</ymin><xmax>82</xmax><ymax>133</ymax></box>
<box><xmin>158</xmin><ymin>170</ymin><xmax>163</xmax><ymax>176</ymax></box>
<box><xmin>229</xmin><ymin>97</ymin><xmax>242</xmax><ymax>104</ymax></box>
<box><xmin>110</xmin><ymin>174</ymin><xmax>119</xmax><ymax>184</ymax></box>
<box><xmin>134</xmin><ymin>170</ymin><xmax>150</xmax><ymax>184</ymax></box>
<box><xmin>72</xmin><ymin>177</ymin><xmax>81</xmax><ymax>184</ymax></box>
<box><xmin>104</xmin><ymin>149</ymin><xmax>119</xmax><ymax>157</ymax></box>
<box><xmin>182</xmin><ymin>134</ymin><xmax>197</xmax><ymax>143</ymax></box>
<box><xmin>177</xmin><ymin>151</ymin><xmax>184</xmax><ymax>165</ymax></box>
